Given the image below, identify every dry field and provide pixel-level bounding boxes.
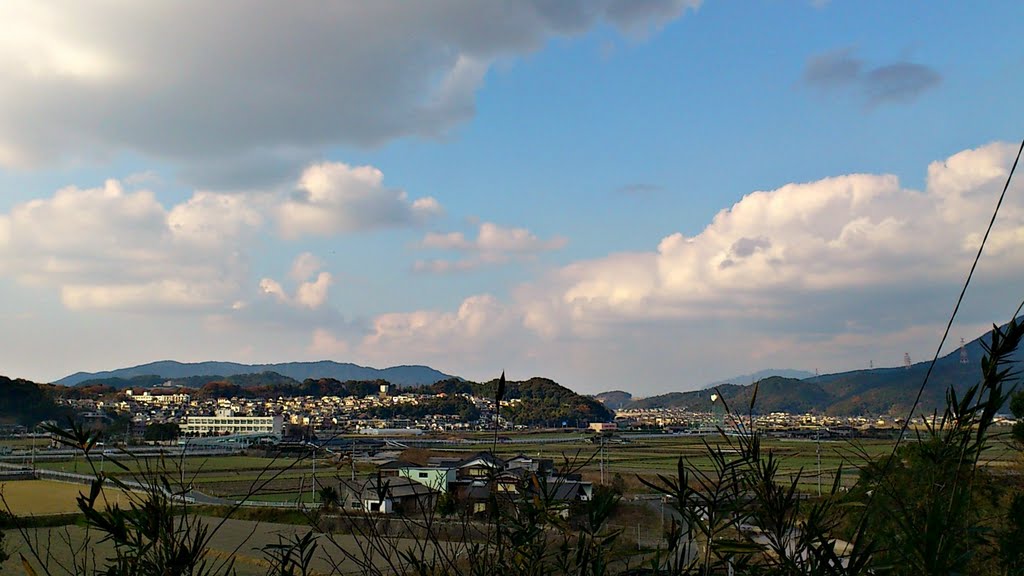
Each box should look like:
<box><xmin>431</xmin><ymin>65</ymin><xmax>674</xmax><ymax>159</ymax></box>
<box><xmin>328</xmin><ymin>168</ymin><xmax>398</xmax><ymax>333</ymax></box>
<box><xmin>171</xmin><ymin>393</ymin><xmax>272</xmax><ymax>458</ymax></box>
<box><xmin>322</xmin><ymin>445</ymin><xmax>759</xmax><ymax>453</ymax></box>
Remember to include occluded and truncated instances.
<box><xmin>0</xmin><ymin>480</ymin><xmax>133</xmax><ymax>516</ymax></box>
<box><xmin>3</xmin><ymin>517</ymin><xmax>461</xmax><ymax>576</ymax></box>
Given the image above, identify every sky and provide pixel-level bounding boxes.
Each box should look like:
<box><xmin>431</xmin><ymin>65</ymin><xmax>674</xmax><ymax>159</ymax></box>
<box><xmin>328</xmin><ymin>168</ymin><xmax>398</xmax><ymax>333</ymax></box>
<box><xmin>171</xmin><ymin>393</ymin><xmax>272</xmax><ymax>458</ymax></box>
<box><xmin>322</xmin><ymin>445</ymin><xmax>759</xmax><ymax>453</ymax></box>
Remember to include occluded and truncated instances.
<box><xmin>1</xmin><ymin>1</ymin><xmax>1023</xmax><ymax>395</ymax></box>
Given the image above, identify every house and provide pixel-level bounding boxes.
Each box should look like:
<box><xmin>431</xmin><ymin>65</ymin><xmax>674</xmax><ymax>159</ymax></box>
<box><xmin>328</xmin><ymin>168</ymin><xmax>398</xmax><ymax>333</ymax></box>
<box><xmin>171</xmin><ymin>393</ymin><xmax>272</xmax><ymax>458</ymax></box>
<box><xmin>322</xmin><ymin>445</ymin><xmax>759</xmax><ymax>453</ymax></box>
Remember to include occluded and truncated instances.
<box><xmin>506</xmin><ymin>454</ymin><xmax>554</xmax><ymax>475</ymax></box>
<box><xmin>455</xmin><ymin>452</ymin><xmax>506</xmax><ymax>481</ymax></box>
<box><xmin>367</xmin><ymin>451</ymin><xmax>594</xmax><ymax>517</ymax></box>
<box><xmin>377</xmin><ymin>459</ymin><xmax>418</xmax><ymax>478</ymax></box>
<box><xmin>399</xmin><ymin>465</ymin><xmax>455</xmax><ymax>492</ymax></box>
<box><xmin>357</xmin><ymin>476</ymin><xmax>441</xmax><ymax>514</ymax></box>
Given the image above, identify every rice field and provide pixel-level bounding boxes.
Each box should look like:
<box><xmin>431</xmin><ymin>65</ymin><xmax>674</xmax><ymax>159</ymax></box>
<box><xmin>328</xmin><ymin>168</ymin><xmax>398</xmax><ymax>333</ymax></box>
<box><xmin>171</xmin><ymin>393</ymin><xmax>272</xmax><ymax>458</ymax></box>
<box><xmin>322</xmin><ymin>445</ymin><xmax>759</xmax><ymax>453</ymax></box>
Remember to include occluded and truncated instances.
<box><xmin>3</xmin><ymin>517</ymin><xmax>455</xmax><ymax>576</ymax></box>
<box><xmin>13</xmin><ymin>430</ymin><xmax>1022</xmax><ymax>503</ymax></box>
<box><xmin>0</xmin><ymin>480</ymin><xmax>133</xmax><ymax>516</ymax></box>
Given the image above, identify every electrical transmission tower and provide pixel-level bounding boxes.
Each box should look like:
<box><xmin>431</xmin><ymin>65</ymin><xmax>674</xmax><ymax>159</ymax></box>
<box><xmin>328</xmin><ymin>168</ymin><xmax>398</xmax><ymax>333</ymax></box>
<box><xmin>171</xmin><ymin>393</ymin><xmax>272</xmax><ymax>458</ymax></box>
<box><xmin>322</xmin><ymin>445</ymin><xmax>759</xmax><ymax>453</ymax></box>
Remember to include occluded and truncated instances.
<box><xmin>903</xmin><ymin>352</ymin><xmax>912</xmax><ymax>369</ymax></box>
<box><xmin>959</xmin><ymin>337</ymin><xmax>969</xmax><ymax>364</ymax></box>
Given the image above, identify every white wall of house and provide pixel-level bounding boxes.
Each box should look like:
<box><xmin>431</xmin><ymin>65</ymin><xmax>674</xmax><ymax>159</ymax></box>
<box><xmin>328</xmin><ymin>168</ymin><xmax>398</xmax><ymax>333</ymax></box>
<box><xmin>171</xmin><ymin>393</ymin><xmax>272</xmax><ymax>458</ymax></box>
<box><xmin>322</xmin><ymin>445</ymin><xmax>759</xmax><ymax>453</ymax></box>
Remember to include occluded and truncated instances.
<box><xmin>364</xmin><ymin>498</ymin><xmax>394</xmax><ymax>514</ymax></box>
<box><xmin>398</xmin><ymin>467</ymin><xmax>454</xmax><ymax>491</ymax></box>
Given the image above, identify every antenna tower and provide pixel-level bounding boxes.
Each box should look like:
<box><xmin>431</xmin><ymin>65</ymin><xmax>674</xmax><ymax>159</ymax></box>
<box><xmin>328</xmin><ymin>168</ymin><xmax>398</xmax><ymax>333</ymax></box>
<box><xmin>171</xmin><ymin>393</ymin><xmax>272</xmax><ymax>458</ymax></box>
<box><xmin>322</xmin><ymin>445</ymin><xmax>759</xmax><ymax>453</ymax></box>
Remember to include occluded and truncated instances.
<box><xmin>903</xmin><ymin>352</ymin><xmax>912</xmax><ymax>369</ymax></box>
<box><xmin>959</xmin><ymin>338</ymin><xmax>969</xmax><ymax>364</ymax></box>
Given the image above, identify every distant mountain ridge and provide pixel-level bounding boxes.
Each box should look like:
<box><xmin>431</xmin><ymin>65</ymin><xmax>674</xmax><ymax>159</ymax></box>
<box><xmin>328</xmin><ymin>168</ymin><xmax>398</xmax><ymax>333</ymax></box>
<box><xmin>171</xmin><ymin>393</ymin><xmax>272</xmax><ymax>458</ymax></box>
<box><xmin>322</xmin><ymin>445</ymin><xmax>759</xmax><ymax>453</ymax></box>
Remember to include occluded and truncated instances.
<box><xmin>701</xmin><ymin>369</ymin><xmax>816</xmax><ymax>389</ymax></box>
<box><xmin>618</xmin><ymin>322</ymin><xmax>1022</xmax><ymax>416</ymax></box>
<box><xmin>57</xmin><ymin>360</ymin><xmax>454</xmax><ymax>387</ymax></box>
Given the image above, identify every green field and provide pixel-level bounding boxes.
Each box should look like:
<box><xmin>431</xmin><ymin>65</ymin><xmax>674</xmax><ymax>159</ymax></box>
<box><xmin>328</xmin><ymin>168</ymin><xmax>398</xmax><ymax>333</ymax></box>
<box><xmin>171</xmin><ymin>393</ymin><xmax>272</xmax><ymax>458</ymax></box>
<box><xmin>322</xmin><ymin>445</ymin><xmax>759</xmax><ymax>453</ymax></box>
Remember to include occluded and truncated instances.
<box><xmin>20</xmin><ymin>431</ymin><xmax>1022</xmax><ymax>501</ymax></box>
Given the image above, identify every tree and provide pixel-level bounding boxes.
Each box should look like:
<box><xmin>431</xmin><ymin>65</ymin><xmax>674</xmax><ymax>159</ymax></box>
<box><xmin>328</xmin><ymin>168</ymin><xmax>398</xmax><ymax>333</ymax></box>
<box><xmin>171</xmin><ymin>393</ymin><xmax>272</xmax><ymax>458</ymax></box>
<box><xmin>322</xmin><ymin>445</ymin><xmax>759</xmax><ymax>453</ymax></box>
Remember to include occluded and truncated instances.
<box><xmin>143</xmin><ymin>422</ymin><xmax>180</xmax><ymax>442</ymax></box>
<box><xmin>317</xmin><ymin>486</ymin><xmax>340</xmax><ymax>511</ymax></box>
<box><xmin>1010</xmin><ymin>389</ymin><xmax>1024</xmax><ymax>446</ymax></box>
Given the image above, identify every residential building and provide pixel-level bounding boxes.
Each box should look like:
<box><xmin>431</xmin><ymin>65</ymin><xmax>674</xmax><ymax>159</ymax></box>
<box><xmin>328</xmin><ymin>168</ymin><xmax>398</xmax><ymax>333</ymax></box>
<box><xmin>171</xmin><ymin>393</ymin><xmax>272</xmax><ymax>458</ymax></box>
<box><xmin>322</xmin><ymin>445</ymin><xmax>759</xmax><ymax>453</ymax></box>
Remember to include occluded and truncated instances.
<box><xmin>181</xmin><ymin>414</ymin><xmax>283</xmax><ymax>437</ymax></box>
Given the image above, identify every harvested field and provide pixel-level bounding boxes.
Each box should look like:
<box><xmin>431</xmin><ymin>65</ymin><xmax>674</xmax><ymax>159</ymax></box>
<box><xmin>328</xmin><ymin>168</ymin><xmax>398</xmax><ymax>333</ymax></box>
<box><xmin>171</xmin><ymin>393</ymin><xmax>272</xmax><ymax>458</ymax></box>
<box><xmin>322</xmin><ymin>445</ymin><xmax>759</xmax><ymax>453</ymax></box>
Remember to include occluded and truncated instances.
<box><xmin>0</xmin><ymin>480</ymin><xmax>133</xmax><ymax>516</ymax></box>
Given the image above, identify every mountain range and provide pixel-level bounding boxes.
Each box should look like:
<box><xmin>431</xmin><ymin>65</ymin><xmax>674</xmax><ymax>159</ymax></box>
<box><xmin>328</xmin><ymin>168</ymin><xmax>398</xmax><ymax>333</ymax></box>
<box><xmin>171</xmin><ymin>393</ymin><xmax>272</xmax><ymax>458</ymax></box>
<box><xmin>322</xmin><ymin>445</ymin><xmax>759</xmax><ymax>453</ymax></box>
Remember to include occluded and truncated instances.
<box><xmin>608</xmin><ymin>322</ymin><xmax>1021</xmax><ymax>416</ymax></box>
<box><xmin>56</xmin><ymin>360</ymin><xmax>453</xmax><ymax>387</ymax></box>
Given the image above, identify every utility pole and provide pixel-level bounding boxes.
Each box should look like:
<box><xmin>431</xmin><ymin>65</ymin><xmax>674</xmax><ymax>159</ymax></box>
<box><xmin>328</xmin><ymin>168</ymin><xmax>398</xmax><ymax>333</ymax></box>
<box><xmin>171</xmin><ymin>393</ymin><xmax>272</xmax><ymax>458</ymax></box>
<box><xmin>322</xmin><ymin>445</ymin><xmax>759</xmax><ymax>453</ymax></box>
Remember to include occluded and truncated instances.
<box><xmin>311</xmin><ymin>446</ymin><xmax>317</xmax><ymax>505</ymax></box>
<box><xmin>660</xmin><ymin>496</ymin><xmax>665</xmax><ymax>533</ymax></box>
<box><xmin>816</xmin><ymin>428</ymin><xmax>822</xmax><ymax>497</ymax></box>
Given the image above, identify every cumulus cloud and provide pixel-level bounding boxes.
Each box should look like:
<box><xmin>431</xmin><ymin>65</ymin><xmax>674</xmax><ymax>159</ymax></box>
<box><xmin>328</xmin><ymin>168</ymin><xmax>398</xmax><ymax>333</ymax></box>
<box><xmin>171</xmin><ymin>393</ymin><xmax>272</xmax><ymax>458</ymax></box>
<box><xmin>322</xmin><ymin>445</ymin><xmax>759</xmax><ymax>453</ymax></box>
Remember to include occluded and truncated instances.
<box><xmin>259</xmin><ymin>253</ymin><xmax>333</xmax><ymax>310</ymax></box>
<box><xmin>803</xmin><ymin>48</ymin><xmax>941</xmax><ymax>106</ymax></box>
<box><xmin>279</xmin><ymin>162</ymin><xmax>441</xmax><ymax>238</ymax></box>
<box><xmin>353</xmin><ymin>142</ymin><xmax>1024</xmax><ymax>390</ymax></box>
<box><xmin>0</xmin><ymin>156</ymin><xmax>437</xmax><ymax>314</ymax></box>
<box><xmin>539</xmin><ymin>142</ymin><xmax>1023</xmax><ymax>331</ymax></box>
<box><xmin>355</xmin><ymin>294</ymin><xmax>522</xmax><ymax>373</ymax></box>
<box><xmin>0</xmin><ymin>180</ymin><xmax>260</xmax><ymax>311</ymax></box>
<box><xmin>415</xmin><ymin>221</ymin><xmax>566</xmax><ymax>273</ymax></box>
<box><xmin>0</xmin><ymin>1</ymin><xmax>697</xmax><ymax>185</ymax></box>
<box><xmin>289</xmin><ymin>252</ymin><xmax>323</xmax><ymax>283</ymax></box>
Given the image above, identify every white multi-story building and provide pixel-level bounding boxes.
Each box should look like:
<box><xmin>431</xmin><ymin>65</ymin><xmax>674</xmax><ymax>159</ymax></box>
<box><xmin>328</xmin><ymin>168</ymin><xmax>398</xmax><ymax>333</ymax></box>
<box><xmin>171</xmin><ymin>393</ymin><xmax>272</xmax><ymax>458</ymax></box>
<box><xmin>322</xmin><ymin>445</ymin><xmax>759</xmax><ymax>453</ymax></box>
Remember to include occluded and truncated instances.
<box><xmin>126</xmin><ymin>390</ymin><xmax>191</xmax><ymax>406</ymax></box>
<box><xmin>181</xmin><ymin>414</ymin><xmax>283</xmax><ymax>437</ymax></box>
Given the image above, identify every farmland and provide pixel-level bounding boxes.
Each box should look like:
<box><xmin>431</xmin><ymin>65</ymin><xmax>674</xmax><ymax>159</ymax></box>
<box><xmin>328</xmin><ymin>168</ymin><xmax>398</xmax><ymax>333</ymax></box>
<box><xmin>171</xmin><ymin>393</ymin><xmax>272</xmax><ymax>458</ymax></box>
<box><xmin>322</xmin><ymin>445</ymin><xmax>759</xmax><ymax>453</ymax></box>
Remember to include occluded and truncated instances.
<box><xmin>0</xmin><ymin>480</ymin><xmax>133</xmax><ymax>516</ymax></box>
<box><xmin>4</xmin><ymin>430</ymin><xmax>1019</xmax><ymax>506</ymax></box>
<box><xmin>2</xmin><ymin>517</ymin><xmax>454</xmax><ymax>576</ymax></box>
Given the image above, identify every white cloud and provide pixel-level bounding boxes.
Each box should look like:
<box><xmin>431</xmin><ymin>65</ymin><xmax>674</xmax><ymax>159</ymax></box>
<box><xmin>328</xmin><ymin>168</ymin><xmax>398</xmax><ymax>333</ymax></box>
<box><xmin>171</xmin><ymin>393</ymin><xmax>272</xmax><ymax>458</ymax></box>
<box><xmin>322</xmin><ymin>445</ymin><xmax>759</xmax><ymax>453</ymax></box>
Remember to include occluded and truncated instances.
<box><xmin>309</xmin><ymin>328</ymin><xmax>351</xmax><ymax>357</ymax></box>
<box><xmin>259</xmin><ymin>278</ymin><xmax>288</xmax><ymax>304</ymax></box>
<box><xmin>295</xmin><ymin>273</ymin><xmax>333</xmax><ymax>309</ymax></box>
<box><xmin>354</xmin><ymin>142</ymin><xmax>1024</xmax><ymax>391</ymax></box>
<box><xmin>531</xmin><ymin>143</ymin><xmax>1024</xmax><ymax>334</ymax></box>
<box><xmin>416</xmin><ymin>221</ymin><xmax>566</xmax><ymax>273</ymax></box>
<box><xmin>168</xmin><ymin>191</ymin><xmax>264</xmax><ymax>248</ymax></box>
<box><xmin>258</xmin><ymin>253</ymin><xmax>333</xmax><ymax>310</ymax></box>
<box><xmin>0</xmin><ymin>180</ymin><xmax>260</xmax><ymax>311</ymax></box>
<box><xmin>278</xmin><ymin>162</ymin><xmax>442</xmax><ymax>238</ymax></box>
<box><xmin>358</xmin><ymin>294</ymin><xmax>519</xmax><ymax>367</ymax></box>
<box><xmin>0</xmin><ymin>1</ymin><xmax>697</xmax><ymax>185</ymax></box>
<box><xmin>289</xmin><ymin>252</ymin><xmax>323</xmax><ymax>283</ymax></box>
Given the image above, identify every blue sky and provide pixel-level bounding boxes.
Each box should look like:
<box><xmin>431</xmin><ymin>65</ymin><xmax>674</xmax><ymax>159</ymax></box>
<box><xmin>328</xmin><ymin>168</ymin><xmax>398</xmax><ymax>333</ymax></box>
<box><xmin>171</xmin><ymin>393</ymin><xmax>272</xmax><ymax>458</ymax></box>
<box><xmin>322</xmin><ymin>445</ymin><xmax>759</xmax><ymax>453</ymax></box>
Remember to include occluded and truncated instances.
<box><xmin>1</xmin><ymin>1</ymin><xmax>1023</xmax><ymax>394</ymax></box>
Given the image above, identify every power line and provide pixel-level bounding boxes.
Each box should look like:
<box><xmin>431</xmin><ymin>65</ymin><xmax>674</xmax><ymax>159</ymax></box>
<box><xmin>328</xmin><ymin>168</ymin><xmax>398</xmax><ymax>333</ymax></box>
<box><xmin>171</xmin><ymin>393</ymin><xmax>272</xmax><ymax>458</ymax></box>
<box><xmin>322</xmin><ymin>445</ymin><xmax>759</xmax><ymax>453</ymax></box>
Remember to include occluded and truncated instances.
<box><xmin>856</xmin><ymin>137</ymin><xmax>1024</xmax><ymax>531</ymax></box>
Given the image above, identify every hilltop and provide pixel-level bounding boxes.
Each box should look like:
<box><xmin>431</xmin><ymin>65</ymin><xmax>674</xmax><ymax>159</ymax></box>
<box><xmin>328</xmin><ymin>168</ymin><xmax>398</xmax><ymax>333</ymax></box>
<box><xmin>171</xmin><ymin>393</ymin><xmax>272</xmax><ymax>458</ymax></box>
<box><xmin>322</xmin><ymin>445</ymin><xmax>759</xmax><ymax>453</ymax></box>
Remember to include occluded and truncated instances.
<box><xmin>619</xmin><ymin>322</ymin><xmax>1021</xmax><ymax>416</ymax></box>
<box><xmin>56</xmin><ymin>360</ymin><xmax>453</xmax><ymax>387</ymax></box>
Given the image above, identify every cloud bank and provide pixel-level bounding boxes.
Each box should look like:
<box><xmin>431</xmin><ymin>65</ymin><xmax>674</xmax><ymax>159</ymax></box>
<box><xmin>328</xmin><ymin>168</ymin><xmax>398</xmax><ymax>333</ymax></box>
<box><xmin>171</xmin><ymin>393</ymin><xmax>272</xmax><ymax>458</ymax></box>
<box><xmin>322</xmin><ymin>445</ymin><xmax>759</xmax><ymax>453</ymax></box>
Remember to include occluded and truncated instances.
<box><xmin>0</xmin><ymin>1</ymin><xmax>698</xmax><ymax>186</ymax></box>
<box><xmin>352</xmin><ymin>142</ymin><xmax>1024</xmax><ymax>389</ymax></box>
<box><xmin>0</xmin><ymin>161</ymin><xmax>432</xmax><ymax>312</ymax></box>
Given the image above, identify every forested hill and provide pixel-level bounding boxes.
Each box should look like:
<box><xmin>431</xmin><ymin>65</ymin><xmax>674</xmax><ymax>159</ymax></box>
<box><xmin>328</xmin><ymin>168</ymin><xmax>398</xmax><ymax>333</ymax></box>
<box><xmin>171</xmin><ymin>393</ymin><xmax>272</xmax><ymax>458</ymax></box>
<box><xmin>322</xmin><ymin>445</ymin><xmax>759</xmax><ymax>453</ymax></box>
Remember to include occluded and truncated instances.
<box><xmin>425</xmin><ymin>377</ymin><xmax>614</xmax><ymax>426</ymax></box>
<box><xmin>0</xmin><ymin>375</ymin><xmax>72</xmax><ymax>426</ymax></box>
<box><xmin>58</xmin><ymin>360</ymin><xmax>453</xmax><ymax>387</ymax></box>
<box><xmin>621</xmin><ymin>321</ymin><xmax>1022</xmax><ymax>416</ymax></box>
<box><xmin>594</xmin><ymin>390</ymin><xmax>633</xmax><ymax>410</ymax></box>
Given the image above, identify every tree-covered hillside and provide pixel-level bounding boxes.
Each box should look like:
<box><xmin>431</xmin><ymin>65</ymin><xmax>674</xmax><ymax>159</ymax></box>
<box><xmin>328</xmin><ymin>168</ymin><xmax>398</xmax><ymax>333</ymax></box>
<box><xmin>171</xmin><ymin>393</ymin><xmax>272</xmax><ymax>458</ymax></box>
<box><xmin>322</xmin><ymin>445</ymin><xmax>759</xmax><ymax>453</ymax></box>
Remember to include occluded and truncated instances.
<box><xmin>0</xmin><ymin>376</ymin><xmax>72</xmax><ymax>426</ymax></box>
<box><xmin>424</xmin><ymin>377</ymin><xmax>614</xmax><ymax>425</ymax></box>
<box><xmin>619</xmin><ymin>322</ymin><xmax>1022</xmax><ymax>416</ymax></box>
